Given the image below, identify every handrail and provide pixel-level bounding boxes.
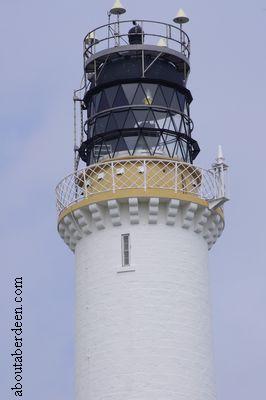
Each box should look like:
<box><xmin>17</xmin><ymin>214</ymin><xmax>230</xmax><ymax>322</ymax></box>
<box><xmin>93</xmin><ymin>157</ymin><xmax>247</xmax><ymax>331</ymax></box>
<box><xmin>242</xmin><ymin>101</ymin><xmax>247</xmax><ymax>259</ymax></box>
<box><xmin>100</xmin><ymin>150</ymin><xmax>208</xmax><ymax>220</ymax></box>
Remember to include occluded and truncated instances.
<box><xmin>83</xmin><ymin>19</ymin><xmax>190</xmax><ymax>60</ymax></box>
<box><xmin>85</xmin><ymin>20</ymin><xmax>189</xmax><ymax>42</ymax></box>
<box><xmin>56</xmin><ymin>158</ymin><xmax>221</xmax><ymax>215</ymax></box>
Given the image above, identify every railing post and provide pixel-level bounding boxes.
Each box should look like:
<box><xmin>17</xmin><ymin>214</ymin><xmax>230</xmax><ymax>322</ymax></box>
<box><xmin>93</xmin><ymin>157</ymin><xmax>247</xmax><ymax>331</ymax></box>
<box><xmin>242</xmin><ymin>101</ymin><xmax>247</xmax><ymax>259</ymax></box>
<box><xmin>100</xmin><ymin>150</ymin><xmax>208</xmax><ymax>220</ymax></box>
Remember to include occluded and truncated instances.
<box><xmin>200</xmin><ymin>171</ymin><xmax>204</xmax><ymax>199</ymax></box>
<box><xmin>212</xmin><ymin>146</ymin><xmax>228</xmax><ymax>200</ymax></box>
<box><xmin>83</xmin><ymin>169</ymin><xmax>87</xmax><ymax>198</ymax></box>
<box><xmin>142</xmin><ymin>49</ymin><xmax>145</xmax><ymax>77</ymax></box>
<box><xmin>215</xmin><ymin>164</ymin><xmax>225</xmax><ymax>199</ymax></box>
<box><xmin>180</xmin><ymin>24</ymin><xmax>183</xmax><ymax>53</ymax></box>
<box><xmin>107</xmin><ymin>13</ymin><xmax>111</xmax><ymax>48</ymax></box>
<box><xmin>93</xmin><ymin>36</ymin><xmax>96</xmax><ymax>55</ymax></box>
<box><xmin>141</xmin><ymin>20</ymin><xmax>144</xmax><ymax>44</ymax></box>
<box><xmin>111</xmin><ymin>161</ymin><xmax>116</xmax><ymax>193</ymax></box>
<box><xmin>117</xmin><ymin>16</ymin><xmax>120</xmax><ymax>47</ymax></box>
<box><xmin>144</xmin><ymin>160</ymin><xmax>147</xmax><ymax>191</ymax></box>
<box><xmin>94</xmin><ymin>59</ymin><xmax>97</xmax><ymax>86</ymax></box>
<box><xmin>174</xmin><ymin>162</ymin><xmax>177</xmax><ymax>193</ymax></box>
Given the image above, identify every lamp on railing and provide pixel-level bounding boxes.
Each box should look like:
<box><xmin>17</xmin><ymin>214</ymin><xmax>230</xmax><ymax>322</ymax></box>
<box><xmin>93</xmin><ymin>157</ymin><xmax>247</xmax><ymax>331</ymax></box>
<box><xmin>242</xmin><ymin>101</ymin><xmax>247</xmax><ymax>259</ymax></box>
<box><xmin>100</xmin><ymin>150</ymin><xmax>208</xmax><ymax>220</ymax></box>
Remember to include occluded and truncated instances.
<box><xmin>85</xmin><ymin>31</ymin><xmax>99</xmax><ymax>46</ymax></box>
<box><xmin>157</xmin><ymin>37</ymin><xmax>167</xmax><ymax>47</ymax></box>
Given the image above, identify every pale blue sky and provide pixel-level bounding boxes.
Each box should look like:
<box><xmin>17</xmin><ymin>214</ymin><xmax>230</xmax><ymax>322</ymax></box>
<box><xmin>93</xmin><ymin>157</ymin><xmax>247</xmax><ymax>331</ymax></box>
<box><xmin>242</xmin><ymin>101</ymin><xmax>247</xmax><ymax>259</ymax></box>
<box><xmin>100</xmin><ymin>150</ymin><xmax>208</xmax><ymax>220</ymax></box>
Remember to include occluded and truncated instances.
<box><xmin>1</xmin><ymin>0</ymin><xmax>266</xmax><ymax>399</ymax></box>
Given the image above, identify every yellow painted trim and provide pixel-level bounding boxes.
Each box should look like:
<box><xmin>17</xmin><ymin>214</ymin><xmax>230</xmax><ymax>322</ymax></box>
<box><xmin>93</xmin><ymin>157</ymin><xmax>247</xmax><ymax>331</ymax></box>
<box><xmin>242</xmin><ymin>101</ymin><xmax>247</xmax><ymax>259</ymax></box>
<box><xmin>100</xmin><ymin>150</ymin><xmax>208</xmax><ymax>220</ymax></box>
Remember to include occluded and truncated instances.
<box><xmin>58</xmin><ymin>188</ymin><xmax>224</xmax><ymax>223</ymax></box>
<box><xmin>89</xmin><ymin>154</ymin><xmax>193</xmax><ymax>169</ymax></box>
<box><xmin>215</xmin><ymin>207</ymin><xmax>224</xmax><ymax>220</ymax></box>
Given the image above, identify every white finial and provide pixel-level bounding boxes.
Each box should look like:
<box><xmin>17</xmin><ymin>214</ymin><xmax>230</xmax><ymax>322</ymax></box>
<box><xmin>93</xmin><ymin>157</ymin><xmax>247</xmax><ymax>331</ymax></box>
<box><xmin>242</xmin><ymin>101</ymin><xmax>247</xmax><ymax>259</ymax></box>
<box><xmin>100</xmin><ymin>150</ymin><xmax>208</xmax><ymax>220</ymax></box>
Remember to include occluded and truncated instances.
<box><xmin>157</xmin><ymin>38</ymin><xmax>167</xmax><ymax>47</ymax></box>
<box><xmin>216</xmin><ymin>145</ymin><xmax>224</xmax><ymax>164</ymax></box>
<box><xmin>209</xmin><ymin>145</ymin><xmax>229</xmax><ymax>208</ymax></box>
<box><xmin>110</xmin><ymin>0</ymin><xmax>126</xmax><ymax>15</ymax></box>
<box><xmin>173</xmin><ymin>8</ymin><xmax>189</xmax><ymax>24</ymax></box>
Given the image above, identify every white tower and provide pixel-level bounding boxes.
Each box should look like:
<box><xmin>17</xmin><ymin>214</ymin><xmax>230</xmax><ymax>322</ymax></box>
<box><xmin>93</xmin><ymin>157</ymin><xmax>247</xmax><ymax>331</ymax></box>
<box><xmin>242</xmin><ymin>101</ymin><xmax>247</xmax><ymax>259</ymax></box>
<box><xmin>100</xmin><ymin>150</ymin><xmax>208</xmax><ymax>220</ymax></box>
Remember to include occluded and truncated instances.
<box><xmin>56</xmin><ymin>10</ymin><xmax>228</xmax><ymax>400</ymax></box>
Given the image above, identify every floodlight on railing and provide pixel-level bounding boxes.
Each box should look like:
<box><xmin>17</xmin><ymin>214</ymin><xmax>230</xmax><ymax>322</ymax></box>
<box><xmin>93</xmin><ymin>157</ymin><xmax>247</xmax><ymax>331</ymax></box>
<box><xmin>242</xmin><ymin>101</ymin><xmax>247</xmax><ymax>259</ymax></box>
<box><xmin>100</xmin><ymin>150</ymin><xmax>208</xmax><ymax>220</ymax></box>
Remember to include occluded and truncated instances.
<box><xmin>157</xmin><ymin>38</ymin><xmax>167</xmax><ymax>47</ymax></box>
<box><xmin>85</xmin><ymin>31</ymin><xmax>99</xmax><ymax>45</ymax></box>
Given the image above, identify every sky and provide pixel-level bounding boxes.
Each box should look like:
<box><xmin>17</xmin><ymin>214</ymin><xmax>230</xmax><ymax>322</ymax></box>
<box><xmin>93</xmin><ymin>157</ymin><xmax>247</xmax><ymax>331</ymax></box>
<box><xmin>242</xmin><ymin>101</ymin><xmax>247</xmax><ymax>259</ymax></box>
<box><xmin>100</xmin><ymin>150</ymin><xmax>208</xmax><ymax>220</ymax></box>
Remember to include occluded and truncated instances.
<box><xmin>1</xmin><ymin>0</ymin><xmax>266</xmax><ymax>399</ymax></box>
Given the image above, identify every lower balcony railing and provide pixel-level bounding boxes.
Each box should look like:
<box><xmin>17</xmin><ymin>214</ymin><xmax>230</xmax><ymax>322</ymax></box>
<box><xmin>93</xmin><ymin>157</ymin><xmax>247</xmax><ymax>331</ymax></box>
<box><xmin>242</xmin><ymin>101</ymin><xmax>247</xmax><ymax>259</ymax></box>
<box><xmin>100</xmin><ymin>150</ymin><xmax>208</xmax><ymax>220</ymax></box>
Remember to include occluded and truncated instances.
<box><xmin>56</xmin><ymin>158</ymin><xmax>220</xmax><ymax>215</ymax></box>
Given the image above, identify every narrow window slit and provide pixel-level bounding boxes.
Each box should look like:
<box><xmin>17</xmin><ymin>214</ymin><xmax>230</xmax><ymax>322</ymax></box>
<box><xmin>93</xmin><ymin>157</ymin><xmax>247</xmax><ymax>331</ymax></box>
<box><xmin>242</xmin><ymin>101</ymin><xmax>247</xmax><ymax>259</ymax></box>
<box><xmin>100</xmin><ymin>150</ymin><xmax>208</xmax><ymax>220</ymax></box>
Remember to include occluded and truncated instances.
<box><xmin>121</xmin><ymin>234</ymin><xmax>130</xmax><ymax>267</ymax></box>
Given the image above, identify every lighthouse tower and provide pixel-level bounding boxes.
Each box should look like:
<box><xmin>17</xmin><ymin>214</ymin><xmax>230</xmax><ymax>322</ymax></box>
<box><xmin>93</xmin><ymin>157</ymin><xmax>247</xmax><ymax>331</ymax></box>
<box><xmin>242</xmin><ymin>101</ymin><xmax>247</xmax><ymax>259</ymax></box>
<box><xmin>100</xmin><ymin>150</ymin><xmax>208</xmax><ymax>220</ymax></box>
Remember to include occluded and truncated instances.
<box><xmin>56</xmin><ymin>4</ymin><xmax>228</xmax><ymax>400</ymax></box>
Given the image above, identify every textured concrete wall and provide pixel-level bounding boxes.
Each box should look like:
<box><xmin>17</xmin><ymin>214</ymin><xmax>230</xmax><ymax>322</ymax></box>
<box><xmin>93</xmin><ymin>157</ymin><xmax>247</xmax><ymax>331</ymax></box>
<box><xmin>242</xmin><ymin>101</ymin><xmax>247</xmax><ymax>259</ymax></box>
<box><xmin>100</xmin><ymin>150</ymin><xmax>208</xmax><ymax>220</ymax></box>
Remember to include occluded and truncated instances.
<box><xmin>75</xmin><ymin>202</ymin><xmax>216</xmax><ymax>400</ymax></box>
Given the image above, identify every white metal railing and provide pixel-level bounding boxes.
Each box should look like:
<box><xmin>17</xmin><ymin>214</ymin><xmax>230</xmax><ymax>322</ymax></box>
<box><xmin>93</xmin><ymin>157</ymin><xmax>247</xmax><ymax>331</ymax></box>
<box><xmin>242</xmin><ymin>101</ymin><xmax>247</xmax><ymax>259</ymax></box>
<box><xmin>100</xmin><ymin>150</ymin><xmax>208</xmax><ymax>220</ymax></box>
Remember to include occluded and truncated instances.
<box><xmin>84</xmin><ymin>20</ymin><xmax>190</xmax><ymax>60</ymax></box>
<box><xmin>56</xmin><ymin>158</ymin><xmax>225</xmax><ymax>215</ymax></box>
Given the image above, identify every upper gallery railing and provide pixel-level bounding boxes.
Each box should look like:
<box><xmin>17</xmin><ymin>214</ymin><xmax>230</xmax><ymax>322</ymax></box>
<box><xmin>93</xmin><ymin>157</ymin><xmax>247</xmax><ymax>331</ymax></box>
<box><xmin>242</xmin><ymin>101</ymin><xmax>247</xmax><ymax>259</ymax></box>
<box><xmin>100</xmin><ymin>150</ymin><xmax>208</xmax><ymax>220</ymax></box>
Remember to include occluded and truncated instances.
<box><xmin>83</xmin><ymin>20</ymin><xmax>191</xmax><ymax>60</ymax></box>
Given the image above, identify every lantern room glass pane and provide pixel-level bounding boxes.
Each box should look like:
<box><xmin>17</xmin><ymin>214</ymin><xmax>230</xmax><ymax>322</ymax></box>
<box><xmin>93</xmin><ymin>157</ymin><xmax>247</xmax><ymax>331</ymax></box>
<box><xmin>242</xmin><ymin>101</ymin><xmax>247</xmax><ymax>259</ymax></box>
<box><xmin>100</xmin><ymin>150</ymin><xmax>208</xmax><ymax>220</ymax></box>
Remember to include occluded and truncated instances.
<box><xmin>135</xmin><ymin>136</ymin><xmax>150</xmax><ymax>152</ymax></box>
<box><xmin>104</xmin><ymin>139</ymin><xmax>119</xmax><ymax>157</ymax></box>
<box><xmin>94</xmin><ymin>115</ymin><xmax>109</xmax><ymax>134</ymax></box>
<box><xmin>142</xmin><ymin>83</ymin><xmax>158</xmax><ymax>105</ymax></box>
<box><xmin>124</xmin><ymin>110</ymin><xmax>138</xmax><ymax>129</ymax></box>
<box><xmin>152</xmin><ymin>86</ymin><xmax>167</xmax><ymax>107</ymax></box>
<box><xmin>94</xmin><ymin>92</ymin><xmax>102</xmax><ymax>111</ymax></box>
<box><xmin>105</xmin><ymin>86</ymin><xmax>119</xmax><ymax>108</ymax></box>
<box><xmin>173</xmin><ymin>114</ymin><xmax>182</xmax><ymax>131</ymax></box>
<box><xmin>153</xmin><ymin>110</ymin><xmax>167</xmax><ymax>129</ymax></box>
<box><xmin>124</xmin><ymin>136</ymin><xmax>139</xmax><ymax>153</ymax></box>
<box><xmin>116</xmin><ymin>137</ymin><xmax>128</xmax><ymax>152</ymax></box>
<box><xmin>113</xmin><ymin>85</ymin><xmax>128</xmax><ymax>107</ymax></box>
<box><xmin>144</xmin><ymin>134</ymin><xmax>159</xmax><ymax>149</ymax></box>
<box><xmin>106</xmin><ymin>114</ymin><xmax>118</xmax><ymax>132</ymax></box>
<box><xmin>177</xmin><ymin>93</ymin><xmax>185</xmax><ymax>111</ymax></box>
<box><xmin>122</xmin><ymin>83</ymin><xmax>138</xmax><ymax>104</ymax></box>
<box><xmin>132</xmin><ymin>84</ymin><xmax>147</xmax><ymax>105</ymax></box>
<box><xmin>161</xmin><ymin>86</ymin><xmax>174</xmax><ymax>107</ymax></box>
<box><xmin>113</xmin><ymin>110</ymin><xmax>128</xmax><ymax>129</ymax></box>
<box><xmin>98</xmin><ymin>91</ymin><xmax>109</xmax><ymax>112</ymax></box>
<box><xmin>142</xmin><ymin>110</ymin><xmax>156</xmax><ymax>129</ymax></box>
<box><xmin>133</xmin><ymin>110</ymin><xmax>148</xmax><ymax>126</ymax></box>
<box><xmin>170</xmin><ymin>92</ymin><xmax>180</xmax><ymax>111</ymax></box>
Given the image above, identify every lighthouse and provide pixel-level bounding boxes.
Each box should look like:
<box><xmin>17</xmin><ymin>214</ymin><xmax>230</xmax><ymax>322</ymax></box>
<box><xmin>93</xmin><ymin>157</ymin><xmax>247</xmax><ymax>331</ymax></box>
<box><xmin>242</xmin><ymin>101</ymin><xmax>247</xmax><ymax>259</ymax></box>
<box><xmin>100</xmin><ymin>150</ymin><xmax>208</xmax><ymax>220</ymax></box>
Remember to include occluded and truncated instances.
<box><xmin>56</xmin><ymin>4</ymin><xmax>228</xmax><ymax>400</ymax></box>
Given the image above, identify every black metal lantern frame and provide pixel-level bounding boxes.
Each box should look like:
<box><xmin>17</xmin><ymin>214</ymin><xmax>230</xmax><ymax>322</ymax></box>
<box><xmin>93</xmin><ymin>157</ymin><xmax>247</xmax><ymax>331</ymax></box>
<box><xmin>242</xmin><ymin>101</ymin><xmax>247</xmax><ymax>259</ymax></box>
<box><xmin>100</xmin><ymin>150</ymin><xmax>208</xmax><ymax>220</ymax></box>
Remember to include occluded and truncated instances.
<box><xmin>75</xmin><ymin>19</ymin><xmax>201</xmax><ymax>169</ymax></box>
<box><xmin>79</xmin><ymin>107</ymin><xmax>199</xmax><ymax>164</ymax></box>
<box><xmin>79</xmin><ymin>79</ymin><xmax>199</xmax><ymax>165</ymax></box>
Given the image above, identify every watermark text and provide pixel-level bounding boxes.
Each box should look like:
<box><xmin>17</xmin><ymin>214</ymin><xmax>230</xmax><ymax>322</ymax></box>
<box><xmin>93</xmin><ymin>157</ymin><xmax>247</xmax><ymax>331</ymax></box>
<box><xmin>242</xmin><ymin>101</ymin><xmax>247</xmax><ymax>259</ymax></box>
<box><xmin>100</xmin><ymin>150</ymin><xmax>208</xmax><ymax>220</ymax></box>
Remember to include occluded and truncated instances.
<box><xmin>11</xmin><ymin>277</ymin><xmax>23</xmax><ymax>397</ymax></box>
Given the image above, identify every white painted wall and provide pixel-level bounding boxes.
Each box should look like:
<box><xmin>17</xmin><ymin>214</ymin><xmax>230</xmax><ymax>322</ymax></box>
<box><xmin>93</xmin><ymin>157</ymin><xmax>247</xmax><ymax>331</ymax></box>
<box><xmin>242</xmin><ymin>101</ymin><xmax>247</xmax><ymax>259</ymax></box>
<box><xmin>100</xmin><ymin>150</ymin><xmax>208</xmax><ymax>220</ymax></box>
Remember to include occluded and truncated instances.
<box><xmin>74</xmin><ymin>202</ymin><xmax>215</xmax><ymax>400</ymax></box>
